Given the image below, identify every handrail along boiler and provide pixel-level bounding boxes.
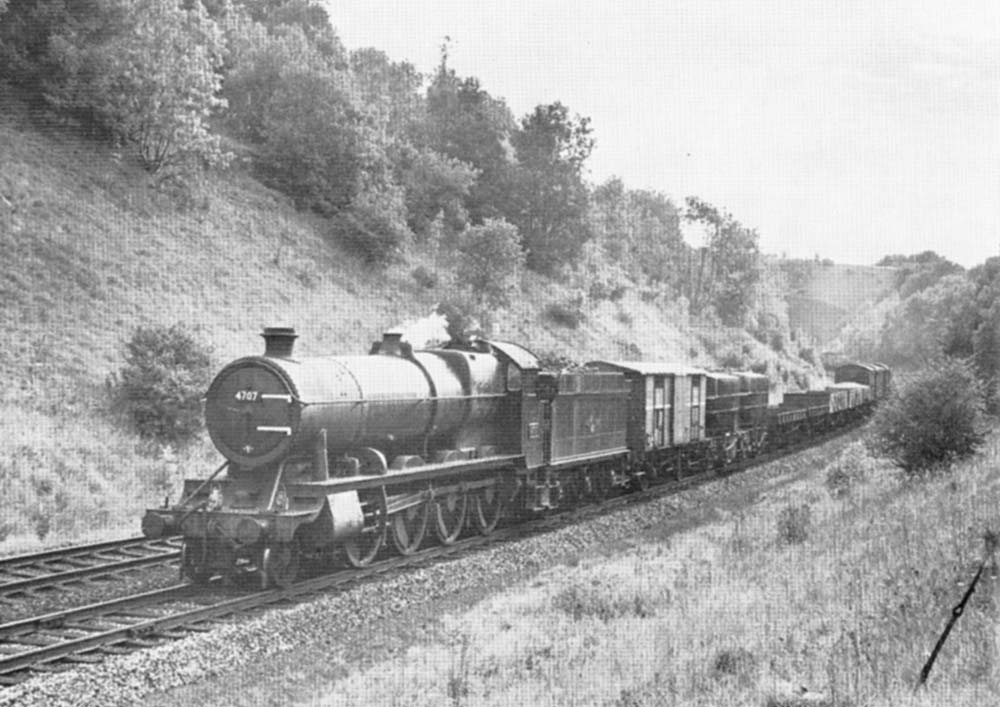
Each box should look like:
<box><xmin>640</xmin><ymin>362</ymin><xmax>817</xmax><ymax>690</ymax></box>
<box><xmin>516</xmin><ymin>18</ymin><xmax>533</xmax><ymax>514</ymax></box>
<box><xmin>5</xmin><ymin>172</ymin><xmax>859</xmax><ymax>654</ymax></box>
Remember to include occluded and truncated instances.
<box><xmin>142</xmin><ymin>327</ymin><xmax>890</xmax><ymax>587</ymax></box>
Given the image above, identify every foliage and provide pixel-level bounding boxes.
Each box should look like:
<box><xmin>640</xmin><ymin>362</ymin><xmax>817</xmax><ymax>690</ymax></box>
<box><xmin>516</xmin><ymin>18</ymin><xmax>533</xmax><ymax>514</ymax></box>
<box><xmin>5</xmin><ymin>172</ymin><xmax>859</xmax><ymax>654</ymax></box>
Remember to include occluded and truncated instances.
<box><xmin>878</xmin><ymin>250</ymin><xmax>963</xmax><ymax>298</ymax></box>
<box><xmin>335</xmin><ymin>182</ymin><xmax>410</xmax><ymax>265</ymax></box>
<box><xmin>47</xmin><ymin>0</ymin><xmax>228</xmax><ymax>173</ymax></box>
<box><xmin>250</xmin><ymin>52</ymin><xmax>366</xmax><ymax>214</ymax></box>
<box><xmin>425</xmin><ymin>53</ymin><xmax>515</xmax><ymax>224</ymax></box>
<box><xmin>544</xmin><ymin>296</ymin><xmax>586</xmax><ymax>329</ymax></box>
<box><xmin>455</xmin><ymin>218</ymin><xmax>525</xmax><ymax>308</ymax></box>
<box><xmin>868</xmin><ymin>358</ymin><xmax>987</xmax><ymax>473</ymax></box>
<box><xmin>108</xmin><ymin>323</ymin><xmax>213</xmax><ymax>444</ymax></box>
<box><xmin>551</xmin><ymin>572</ymin><xmax>657</xmax><ymax>621</ymax></box>
<box><xmin>684</xmin><ymin>197</ymin><xmax>762</xmax><ymax>326</ymax></box>
<box><xmin>349</xmin><ymin>47</ymin><xmax>424</xmax><ymax>142</ymax></box>
<box><xmin>506</xmin><ymin>102</ymin><xmax>594</xmax><ymax>274</ymax></box>
<box><xmin>775</xmin><ymin>503</ymin><xmax>811</xmax><ymax>544</ymax></box>
<box><xmin>398</xmin><ymin>146</ymin><xmax>476</xmax><ymax>240</ymax></box>
<box><xmin>410</xmin><ymin>265</ymin><xmax>438</xmax><ymax>289</ymax></box>
<box><xmin>824</xmin><ymin>441</ymin><xmax>874</xmax><ymax>498</ymax></box>
<box><xmin>874</xmin><ymin>273</ymin><xmax>977</xmax><ymax>367</ymax></box>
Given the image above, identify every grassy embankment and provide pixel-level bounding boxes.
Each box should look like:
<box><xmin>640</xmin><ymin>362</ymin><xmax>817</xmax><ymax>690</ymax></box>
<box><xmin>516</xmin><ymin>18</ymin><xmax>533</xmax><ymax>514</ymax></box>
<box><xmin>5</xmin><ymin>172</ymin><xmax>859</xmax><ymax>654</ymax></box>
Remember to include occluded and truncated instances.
<box><xmin>0</xmin><ymin>92</ymin><xmax>830</xmax><ymax>553</ymax></box>
<box><xmin>315</xmin><ymin>431</ymin><xmax>1000</xmax><ymax>706</ymax></box>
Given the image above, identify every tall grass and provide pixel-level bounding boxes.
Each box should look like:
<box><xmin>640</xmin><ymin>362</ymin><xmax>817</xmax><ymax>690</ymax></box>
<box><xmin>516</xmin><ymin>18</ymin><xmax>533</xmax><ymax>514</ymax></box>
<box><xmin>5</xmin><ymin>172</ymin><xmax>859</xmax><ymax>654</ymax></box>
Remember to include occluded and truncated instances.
<box><xmin>0</xmin><ymin>402</ymin><xmax>215</xmax><ymax>554</ymax></box>
<box><xmin>313</xmin><ymin>429</ymin><xmax>1000</xmax><ymax>706</ymax></box>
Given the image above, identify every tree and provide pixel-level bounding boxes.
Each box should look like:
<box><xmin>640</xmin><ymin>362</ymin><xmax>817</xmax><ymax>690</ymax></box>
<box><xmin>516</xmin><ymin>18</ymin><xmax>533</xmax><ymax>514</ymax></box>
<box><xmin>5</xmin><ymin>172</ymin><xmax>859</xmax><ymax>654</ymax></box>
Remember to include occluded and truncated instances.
<box><xmin>256</xmin><ymin>63</ymin><xmax>368</xmax><ymax>214</ymax></box>
<box><xmin>506</xmin><ymin>102</ymin><xmax>594</xmax><ymax>274</ymax></box>
<box><xmin>47</xmin><ymin>0</ymin><xmax>227</xmax><ymax>173</ymax></box>
<box><xmin>877</xmin><ymin>251</ymin><xmax>963</xmax><ymax>298</ymax></box>
<box><xmin>455</xmin><ymin>218</ymin><xmax>525</xmax><ymax>308</ymax></box>
<box><xmin>868</xmin><ymin>358</ymin><xmax>986</xmax><ymax>473</ymax></box>
<box><xmin>425</xmin><ymin>49</ymin><xmax>515</xmax><ymax>224</ymax></box>
<box><xmin>349</xmin><ymin>47</ymin><xmax>424</xmax><ymax>143</ymax></box>
<box><xmin>590</xmin><ymin>178</ymin><xmax>686</xmax><ymax>288</ymax></box>
<box><xmin>684</xmin><ymin>197</ymin><xmax>761</xmax><ymax>325</ymax></box>
<box><xmin>874</xmin><ymin>274</ymin><xmax>976</xmax><ymax>367</ymax></box>
<box><xmin>397</xmin><ymin>146</ymin><xmax>477</xmax><ymax>240</ymax></box>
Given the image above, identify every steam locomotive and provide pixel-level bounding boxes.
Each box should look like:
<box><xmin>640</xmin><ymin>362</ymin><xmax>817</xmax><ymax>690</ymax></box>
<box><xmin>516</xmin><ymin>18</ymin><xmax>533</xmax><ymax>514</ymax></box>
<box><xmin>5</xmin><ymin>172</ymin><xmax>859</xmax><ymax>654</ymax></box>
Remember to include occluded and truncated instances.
<box><xmin>141</xmin><ymin>327</ymin><xmax>890</xmax><ymax>587</ymax></box>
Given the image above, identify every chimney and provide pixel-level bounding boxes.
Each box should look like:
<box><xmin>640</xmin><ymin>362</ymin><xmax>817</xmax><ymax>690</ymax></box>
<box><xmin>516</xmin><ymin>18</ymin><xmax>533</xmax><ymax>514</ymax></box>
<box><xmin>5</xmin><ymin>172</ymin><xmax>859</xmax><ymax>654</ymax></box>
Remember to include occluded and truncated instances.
<box><xmin>262</xmin><ymin>326</ymin><xmax>298</xmax><ymax>358</ymax></box>
<box><xmin>372</xmin><ymin>331</ymin><xmax>412</xmax><ymax>358</ymax></box>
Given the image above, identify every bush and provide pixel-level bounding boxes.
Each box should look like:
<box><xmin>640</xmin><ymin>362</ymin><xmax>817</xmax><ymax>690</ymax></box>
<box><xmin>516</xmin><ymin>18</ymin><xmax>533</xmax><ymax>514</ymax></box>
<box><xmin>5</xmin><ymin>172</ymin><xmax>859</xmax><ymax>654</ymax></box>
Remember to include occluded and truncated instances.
<box><xmin>776</xmin><ymin>503</ymin><xmax>811</xmax><ymax>544</ymax></box>
<box><xmin>336</xmin><ymin>184</ymin><xmax>411</xmax><ymax>265</ymax></box>
<box><xmin>410</xmin><ymin>265</ymin><xmax>438</xmax><ymax>289</ymax></box>
<box><xmin>552</xmin><ymin>575</ymin><xmax>657</xmax><ymax>622</ymax></box>
<box><xmin>109</xmin><ymin>324</ymin><xmax>213</xmax><ymax>444</ymax></box>
<box><xmin>824</xmin><ymin>441</ymin><xmax>873</xmax><ymax>498</ymax></box>
<box><xmin>867</xmin><ymin>357</ymin><xmax>987</xmax><ymax>473</ymax></box>
<box><xmin>544</xmin><ymin>296</ymin><xmax>585</xmax><ymax>329</ymax></box>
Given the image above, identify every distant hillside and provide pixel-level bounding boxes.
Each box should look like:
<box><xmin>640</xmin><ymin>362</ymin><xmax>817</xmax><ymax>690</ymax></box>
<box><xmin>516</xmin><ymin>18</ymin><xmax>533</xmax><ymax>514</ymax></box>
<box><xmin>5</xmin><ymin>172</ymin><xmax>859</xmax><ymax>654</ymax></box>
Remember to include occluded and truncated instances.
<box><xmin>784</xmin><ymin>261</ymin><xmax>897</xmax><ymax>347</ymax></box>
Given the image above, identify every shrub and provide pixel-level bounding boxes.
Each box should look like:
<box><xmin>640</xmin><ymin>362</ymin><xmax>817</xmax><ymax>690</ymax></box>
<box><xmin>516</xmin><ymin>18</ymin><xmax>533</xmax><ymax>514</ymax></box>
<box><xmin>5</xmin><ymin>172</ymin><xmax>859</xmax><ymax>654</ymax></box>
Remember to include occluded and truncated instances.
<box><xmin>109</xmin><ymin>324</ymin><xmax>213</xmax><ymax>444</ymax></box>
<box><xmin>410</xmin><ymin>265</ymin><xmax>438</xmax><ymax>289</ymax></box>
<box><xmin>552</xmin><ymin>575</ymin><xmax>657</xmax><ymax>622</ymax></box>
<box><xmin>336</xmin><ymin>184</ymin><xmax>411</xmax><ymax>265</ymax></box>
<box><xmin>867</xmin><ymin>357</ymin><xmax>987</xmax><ymax>473</ymax></box>
<box><xmin>776</xmin><ymin>503</ymin><xmax>811</xmax><ymax>544</ymax></box>
<box><xmin>544</xmin><ymin>297</ymin><xmax>585</xmax><ymax>329</ymax></box>
<box><xmin>824</xmin><ymin>442</ymin><xmax>873</xmax><ymax>498</ymax></box>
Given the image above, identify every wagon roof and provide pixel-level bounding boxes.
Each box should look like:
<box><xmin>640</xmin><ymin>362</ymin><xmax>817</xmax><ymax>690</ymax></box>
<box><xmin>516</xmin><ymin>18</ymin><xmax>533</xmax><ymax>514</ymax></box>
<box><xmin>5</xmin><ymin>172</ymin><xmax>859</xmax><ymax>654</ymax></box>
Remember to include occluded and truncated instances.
<box><xmin>588</xmin><ymin>360</ymin><xmax>708</xmax><ymax>376</ymax></box>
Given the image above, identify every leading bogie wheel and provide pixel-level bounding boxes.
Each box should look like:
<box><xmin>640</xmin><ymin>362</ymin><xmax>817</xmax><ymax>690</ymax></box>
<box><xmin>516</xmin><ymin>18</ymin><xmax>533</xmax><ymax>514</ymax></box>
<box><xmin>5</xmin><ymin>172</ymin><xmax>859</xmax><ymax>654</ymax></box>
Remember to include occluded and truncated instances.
<box><xmin>261</xmin><ymin>540</ymin><xmax>301</xmax><ymax>589</ymax></box>
<box><xmin>181</xmin><ymin>538</ymin><xmax>213</xmax><ymax>584</ymax></box>
<box><xmin>390</xmin><ymin>501</ymin><xmax>428</xmax><ymax>556</ymax></box>
<box><xmin>433</xmin><ymin>487</ymin><xmax>468</xmax><ymax>545</ymax></box>
<box><xmin>472</xmin><ymin>482</ymin><xmax>503</xmax><ymax>536</ymax></box>
<box><xmin>344</xmin><ymin>490</ymin><xmax>388</xmax><ymax>568</ymax></box>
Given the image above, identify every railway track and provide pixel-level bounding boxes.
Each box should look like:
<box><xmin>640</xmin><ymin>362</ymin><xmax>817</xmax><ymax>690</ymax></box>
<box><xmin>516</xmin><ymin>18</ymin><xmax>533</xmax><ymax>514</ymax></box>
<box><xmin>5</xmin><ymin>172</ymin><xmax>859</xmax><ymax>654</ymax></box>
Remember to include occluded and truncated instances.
<box><xmin>0</xmin><ymin>423</ymin><xmax>862</xmax><ymax>686</ymax></box>
<box><xmin>0</xmin><ymin>537</ymin><xmax>181</xmax><ymax>599</ymax></box>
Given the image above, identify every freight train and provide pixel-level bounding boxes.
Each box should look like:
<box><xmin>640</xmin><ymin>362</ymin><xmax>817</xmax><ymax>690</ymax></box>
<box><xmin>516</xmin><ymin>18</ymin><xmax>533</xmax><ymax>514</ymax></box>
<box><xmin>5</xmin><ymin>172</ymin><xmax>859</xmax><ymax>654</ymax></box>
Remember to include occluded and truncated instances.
<box><xmin>141</xmin><ymin>327</ymin><xmax>891</xmax><ymax>588</ymax></box>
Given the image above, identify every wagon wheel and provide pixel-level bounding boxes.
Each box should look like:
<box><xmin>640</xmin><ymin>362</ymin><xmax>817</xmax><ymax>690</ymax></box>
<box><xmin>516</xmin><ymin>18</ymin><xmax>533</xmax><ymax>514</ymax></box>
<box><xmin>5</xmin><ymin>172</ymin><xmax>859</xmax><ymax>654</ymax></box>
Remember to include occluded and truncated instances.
<box><xmin>261</xmin><ymin>539</ymin><xmax>301</xmax><ymax>589</ymax></box>
<box><xmin>586</xmin><ymin>466</ymin><xmax>613</xmax><ymax>501</ymax></box>
<box><xmin>433</xmin><ymin>486</ymin><xmax>468</xmax><ymax>545</ymax></box>
<box><xmin>344</xmin><ymin>490</ymin><xmax>388</xmax><ymax>568</ymax></box>
<box><xmin>557</xmin><ymin>471</ymin><xmax>582</xmax><ymax>508</ymax></box>
<box><xmin>471</xmin><ymin>482</ymin><xmax>504</xmax><ymax>536</ymax></box>
<box><xmin>390</xmin><ymin>501</ymin><xmax>428</xmax><ymax>556</ymax></box>
<box><xmin>180</xmin><ymin>538</ymin><xmax>213</xmax><ymax>584</ymax></box>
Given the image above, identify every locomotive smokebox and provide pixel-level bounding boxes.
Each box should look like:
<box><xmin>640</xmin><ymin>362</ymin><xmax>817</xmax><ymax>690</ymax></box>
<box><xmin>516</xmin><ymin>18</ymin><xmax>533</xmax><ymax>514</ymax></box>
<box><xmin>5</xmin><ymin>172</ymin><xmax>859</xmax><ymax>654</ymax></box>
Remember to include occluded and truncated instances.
<box><xmin>262</xmin><ymin>326</ymin><xmax>298</xmax><ymax>358</ymax></box>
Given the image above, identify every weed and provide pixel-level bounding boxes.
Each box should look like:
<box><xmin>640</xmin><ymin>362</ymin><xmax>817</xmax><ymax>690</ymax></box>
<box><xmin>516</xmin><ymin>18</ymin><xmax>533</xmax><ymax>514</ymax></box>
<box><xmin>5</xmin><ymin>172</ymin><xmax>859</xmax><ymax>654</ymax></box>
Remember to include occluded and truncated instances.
<box><xmin>776</xmin><ymin>503</ymin><xmax>811</xmax><ymax>544</ymax></box>
<box><xmin>551</xmin><ymin>574</ymin><xmax>657</xmax><ymax>621</ymax></box>
<box><xmin>711</xmin><ymin>647</ymin><xmax>757</xmax><ymax>685</ymax></box>
<box><xmin>824</xmin><ymin>442</ymin><xmax>872</xmax><ymax>498</ymax></box>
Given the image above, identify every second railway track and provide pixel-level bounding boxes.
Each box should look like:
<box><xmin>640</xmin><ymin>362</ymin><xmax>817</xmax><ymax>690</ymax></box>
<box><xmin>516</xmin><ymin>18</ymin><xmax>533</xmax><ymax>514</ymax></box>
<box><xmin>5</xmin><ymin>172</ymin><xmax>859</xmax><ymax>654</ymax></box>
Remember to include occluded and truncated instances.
<box><xmin>0</xmin><ymin>537</ymin><xmax>181</xmax><ymax>599</ymax></box>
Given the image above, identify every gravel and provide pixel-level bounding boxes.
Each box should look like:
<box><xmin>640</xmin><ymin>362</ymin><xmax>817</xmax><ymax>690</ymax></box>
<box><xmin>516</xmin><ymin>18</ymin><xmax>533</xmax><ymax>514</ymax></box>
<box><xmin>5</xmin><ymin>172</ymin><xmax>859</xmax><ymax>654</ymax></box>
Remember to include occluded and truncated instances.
<box><xmin>0</xmin><ymin>434</ymin><xmax>853</xmax><ymax>707</ymax></box>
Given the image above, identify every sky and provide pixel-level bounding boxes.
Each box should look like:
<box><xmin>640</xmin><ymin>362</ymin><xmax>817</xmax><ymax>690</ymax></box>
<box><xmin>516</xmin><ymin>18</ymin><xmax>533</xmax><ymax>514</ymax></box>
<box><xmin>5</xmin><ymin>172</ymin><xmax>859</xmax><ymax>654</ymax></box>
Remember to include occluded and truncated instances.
<box><xmin>320</xmin><ymin>0</ymin><xmax>1000</xmax><ymax>267</ymax></box>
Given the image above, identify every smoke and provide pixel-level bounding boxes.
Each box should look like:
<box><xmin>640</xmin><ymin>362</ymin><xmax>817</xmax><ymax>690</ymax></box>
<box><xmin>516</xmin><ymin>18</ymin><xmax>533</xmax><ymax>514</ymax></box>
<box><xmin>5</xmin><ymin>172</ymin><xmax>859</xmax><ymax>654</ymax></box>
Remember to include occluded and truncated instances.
<box><xmin>393</xmin><ymin>310</ymin><xmax>451</xmax><ymax>348</ymax></box>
